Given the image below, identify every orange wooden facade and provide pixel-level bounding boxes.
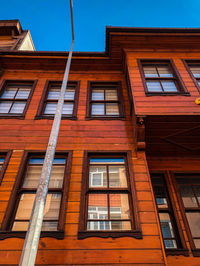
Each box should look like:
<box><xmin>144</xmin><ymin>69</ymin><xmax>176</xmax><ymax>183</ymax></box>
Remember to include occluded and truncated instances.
<box><xmin>0</xmin><ymin>25</ymin><xmax>199</xmax><ymax>265</ymax></box>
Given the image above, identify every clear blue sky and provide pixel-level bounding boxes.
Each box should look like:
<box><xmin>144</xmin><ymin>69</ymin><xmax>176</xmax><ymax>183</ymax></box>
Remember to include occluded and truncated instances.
<box><xmin>1</xmin><ymin>0</ymin><xmax>200</xmax><ymax>52</ymax></box>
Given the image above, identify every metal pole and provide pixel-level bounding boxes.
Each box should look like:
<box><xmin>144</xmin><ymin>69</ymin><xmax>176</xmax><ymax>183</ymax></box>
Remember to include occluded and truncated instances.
<box><xmin>19</xmin><ymin>1</ymin><xmax>74</xmax><ymax>265</ymax></box>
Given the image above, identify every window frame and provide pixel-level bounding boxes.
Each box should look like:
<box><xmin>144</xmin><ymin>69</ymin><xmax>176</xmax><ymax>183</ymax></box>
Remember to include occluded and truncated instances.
<box><xmin>78</xmin><ymin>151</ymin><xmax>141</xmax><ymax>239</ymax></box>
<box><xmin>86</xmin><ymin>81</ymin><xmax>125</xmax><ymax>119</ymax></box>
<box><xmin>150</xmin><ymin>171</ymin><xmax>188</xmax><ymax>256</ymax></box>
<box><xmin>0</xmin><ymin>150</ymin><xmax>12</xmax><ymax>185</ymax></box>
<box><xmin>172</xmin><ymin>171</ymin><xmax>200</xmax><ymax>256</ymax></box>
<box><xmin>0</xmin><ymin>79</ymin><xmax>37</xmax><ymax>118</ymax></box>
<box><xmin>183</xmin><ymin>60</ymin><xmax>200</xmax><ymax>93</ymax></box>
<box><xmin>138</xmin><ymin>59</ymin><xmax>189</xmax><ymax>96</ymax></box>
<box><xmin>35</xmin><ymin>80</ymin><xmax>80</xmax><ymax>120</ymax></box>
<box><xmin>0</xmin><ymin>150</ymin><xmax>72</xmax><ymax>240</ymax></box>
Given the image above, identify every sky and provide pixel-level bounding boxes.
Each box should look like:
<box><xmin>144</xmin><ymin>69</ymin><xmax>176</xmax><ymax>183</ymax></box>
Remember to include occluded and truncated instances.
<box><xmin>1</xmin><ymin>0</ymin><xmax>200</xmax><ymax>52</ymax></box>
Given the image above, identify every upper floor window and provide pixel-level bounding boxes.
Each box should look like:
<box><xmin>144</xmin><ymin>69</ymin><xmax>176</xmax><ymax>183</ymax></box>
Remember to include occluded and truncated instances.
<box><xmin>184</xmin><ymin>61</ymin><xmax>200</xmax><ymax>92</ymax></box>
<box><xmin>138</xmin><ymin>60</ymin><xmax>188</xmax><ymax>95</ymax></box>
<box><xmin>78</xmin><ymin>152</ymin><xmax>141</xmax><ymax>239</ymax></box>
<box><xmin>36</xmin><ymin>81</ymin><xmax>80</xmax><ymax>119</ymax></box>
<box><xmin>0</xmin><ymin>80</ymin><xmax>36</xmax><ymax>117</ymax></box>
<box><xmin>86</xmin><ymin>82</ymin><xmax>125</xmax><ymax>119</ymax></box>
<box><xmin>0</xmin><ymin>151</ymin><xmax>72</xmax><ymax>239</ymax></box>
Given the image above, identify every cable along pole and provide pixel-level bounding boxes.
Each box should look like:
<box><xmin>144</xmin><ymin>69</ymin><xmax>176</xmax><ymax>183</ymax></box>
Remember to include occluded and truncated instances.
<box><xmin>19</xmin><ymin>1</ymin><xmax>74</xmax><ymax>265</ymax></box>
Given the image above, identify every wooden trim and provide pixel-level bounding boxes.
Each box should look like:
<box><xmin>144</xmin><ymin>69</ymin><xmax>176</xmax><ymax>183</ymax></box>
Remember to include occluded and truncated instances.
<box><xmin>137</xmin><ymin>59</ymin><xmax>190</xmax><ymax>96</ymax></box>
<box><xmin>86</xmin><ymin>81</ymin><xmax>126</xmax><ymax>120</ymax></box>
<box><xmin>0</xmin><ymin>150</ymin><xmax>72</xmax><ymax>240</ymax></box>
<box><xmin>125</xmin><ymin>64</ymin><xmax>133</xmax><ymax>117</ymax></box>
<box><xmin>78</xmin><ymin>151</ymin><xmax>142</xmax><ymax>239</ymax></box>
<box><xmin>0</xmin><ymin>79</ymin><xmax>37</xmax><ymax>118</ymax></box>
<box><xmin>0</xmin><ymin>150</ymin><xmax>12</xmax><ymax>185</ymax></box>
<box><xmin>35</xmin><ymin>80</ymin><xmax>80</xmax><ymax>120</ymax></box>
<box><xmin>182</xmin><ymin>59</ymin><xmax>200</xmax><ymax>93</ymax></box>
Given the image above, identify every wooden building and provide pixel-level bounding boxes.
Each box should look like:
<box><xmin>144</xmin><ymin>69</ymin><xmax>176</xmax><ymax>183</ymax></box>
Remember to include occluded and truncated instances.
<box><xmin>0</xmin><ymin>20</ymin><xmax>200</xmax><ymax>265</ymax></box>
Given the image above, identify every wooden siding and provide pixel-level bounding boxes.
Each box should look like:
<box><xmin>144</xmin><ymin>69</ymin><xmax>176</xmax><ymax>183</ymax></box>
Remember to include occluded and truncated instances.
<box><xmin>0</xmin><ymin>70</ymin><xmax>164</xmax><ymax>265</ymax></box>
<box><xmin>126</xmin><ymin>51</ymin><xmax>200</xmax><ymax>116</ymax></box>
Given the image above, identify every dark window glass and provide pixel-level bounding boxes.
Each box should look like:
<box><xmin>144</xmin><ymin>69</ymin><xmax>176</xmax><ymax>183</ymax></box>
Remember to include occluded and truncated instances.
<box><xmin>176</xmin><ymin>174</ymin><xmax>200</xmax><ymax>249</ymax></box>
<box><xmin>151</xmin><ymin>174</ymin><xmax>182</xmax><ymax>250</ymax></box>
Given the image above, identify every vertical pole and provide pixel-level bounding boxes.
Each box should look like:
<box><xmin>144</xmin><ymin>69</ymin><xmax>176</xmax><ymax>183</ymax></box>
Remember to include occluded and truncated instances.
<box><xmin>19</xmin><ymin>1</ymin><xmax>74</xmax><ymax>265</ymax></box>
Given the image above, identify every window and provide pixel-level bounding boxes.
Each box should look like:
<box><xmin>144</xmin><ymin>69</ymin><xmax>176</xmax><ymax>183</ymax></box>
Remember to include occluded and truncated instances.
<box><xmin>36</xmin><ymin>81</ymin><xmax>80</xmax><ymax>119</ymax></box>
<box><xmin>78</xmin><ymin>152</ymin><xmax>141</xmax><ymax>239</ymax></box>
<box><xmin>138</xmin><ymin>60</ymin><xmax>188</xmax><ymax>95</ymax></box>
<box><xmin>86</xmin><ymin>82</ymin><xmax>125</xmax><ymax>119</ymax></box>
<box><xmin>0</xmin><ymin>151</ymin><xmax>12</xmax><ymax>184</ymax></box>
<box><xmin>0</xmin><ymin>80</ymin><xmax>36</xmax><ymax>117</ymax></box>
<box><xmin>0</xmin><ymin>151</ymin><xmax>72</xmax><ymax>239</ymax></box>
<box><xmin>184</xmin><ymin>61</ymin><xmax>200</xmax><ymax>92</ymax></box>
<box><xmin>151</xmin><ymin>173</ymin><xmax>184</xmax><ymax>254</ymax></box>
<box><xmin>175</xmin><ymin>174</ymin><xmax>200</xmax><ymax>254</ymax></box>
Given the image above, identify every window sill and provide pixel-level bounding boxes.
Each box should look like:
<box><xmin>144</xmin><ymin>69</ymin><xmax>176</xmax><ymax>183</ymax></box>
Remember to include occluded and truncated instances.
<box><xmin>192</xmin><ymin>249</ymin><xmax>200</xmax><ymax>257</ymax></box>
<box><xmin>0</xmin><ymin>115</ymin><xmax>25</xmax><ymax>119</ymax></box>
<box><xmin>166</xmin><ymin>248</ymin><xmax>189</xmax><ymax>256</ymax></box>
<box><xmin>35</xmin><ymin>115</ymin><xmax>77</xmax><ymax>120</ymax></box>
<box><xmin>0</xmin><ymin>230</ymin><xmax>64</xmax><ymax>240</ymax></box>
<box><xmin>145</xmin><ymin>92</ymin><xmax>190</xmax><ymax>96</ymax></box>
<box><xmin>78</xmin><ymin>230</ymin><xmax>142</xmax><ymax>239</ymax></box>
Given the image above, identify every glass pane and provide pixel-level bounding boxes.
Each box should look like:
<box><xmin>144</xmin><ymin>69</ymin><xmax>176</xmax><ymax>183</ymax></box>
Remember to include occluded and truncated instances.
<box><xmin>157</xmin><ymin>66</ymin><xmax>173</xmax><ymax>77</ymax></box>
<box><xmin>48</xmin><ymin>88</ymin><xmax>60</xmax><ymax>99</ymax></box>
<box><xmin>89</xmin><ymin>166</ymin><xmax>107</xmax><ymax>188</ymax></box>
<box><xmin>164</xmin><ymin>239</ymin><xmax>177</xmax><ymax>249</ymax></box>
<box><xmin>110</xmin><ymin>194</ymin><xmax>130</xmax><ymax>219</ymax></box>
<box><xmin>15</xmin><ymin>89</ymin><xmax>30</xmax><ymax>99</ymax></box>
<box><xmin>161</xmin><ymin>81</ymin><xmax>178</xmax><ymax>92</ymax></box>
<box><xmin>159</xmin><ymin>213</ymin><xmax>175</xmax><ymax>238</ymax></box>
<box><xmin>88</xmin><ymin>194</ymin><xmax>108</xmax><ymax>219</ymax></box>
<box><xmin>186</xmin><ymin>212</ymin><xmax>200</xmax><ymax>237</ymax></box>
<box><xmin>190</xmin><ymin>66</ymin><xmax>200</xmax><ymax>77</ymax></box>
<box><xmin>106</xmin><ymin>103</ymin><xmax>119</xmax><ymax>115</ymax></box>
<box><xmin>64</xmin><ymin>89</ymin><xmax>75</xmax><ymax>100</ymax></box>
<box><xmin>15</xmin><ymin>193</ymin><xmax>61</xmax><ymax>220</ymax></box>
<box><xmin>143</xmin><ymin>66</ymin><xmax>158</xmax><ymax>77</ymax></box>
<box><xmin>0</xmin><ymin>158</ymin><xmax>4</xmax><ymax>170</ymax></box>
<box><xmin>23</xmin><ymin>160</ymin><xmax>65</xmax><ymax>189</ymax></box>
<box><xmin>12</xmin><ymin>221</ymin><xmax>58</xmax><ymax>231</ymax></box>
<box><xmin>42</xmin><ymin>221</ymin><xmax>58</xmax><ymax>231</ymax></box>
<box><xmin>179</xmin><ymin>185</ymin><xmax>198</xmax><ymax>207</ymax></box>
<box><xmin>153</xmin><ymin>186</ymin><xmax>168</xmax><ymax>208</ymax></box>
<box><xmin>0</xmin><ymin>101</ymin><xmax>12</xmax><ymax>113</ymax></box>
<box><xmin>91</xmin><ymin>103</ymin><xmax>104</xmax><ymax>115</ymax></box>
<box><xmin>146</xmin><ymin>81</ymin><xmax>162</xmax><ymax>92</ymax></box>
<box><xmin>194</xmin><ymin>239</ymin><xmax>200</xmax><ymax>248</ymax></box>
<box><xmin>105</xmin><ymin>90</ymin><xmax>118</xmax><ymax>100</ymax></box>
<box><xmin>176</xmin><ymin>177</ymin><xmax>190</xmax><ymax>184</ymax></box>
<box><xmin>1</xmin><ymin>89</ymin><xmax>16</xmax><ymax>99</ymax></box>
<box><xmin>44</xmin><ymin>193</ymin><xmax>61</xmax><ymax>220</ymax></box>
<box><xmin>62</xmin><ymin>103</ymin><xmax>73</xmax><ymax>115</ymax></box>
<box><xmin>87</xmin><ymin>221</ymin><xmax>110</xmax><ymax>231</ymax></box>
<box><xmin>15</xmin><ymin>194</ymin><xmax>35</xmax><ymax>219</ymax></box>
<box><xmin>87</xmin><ymin>221</ymin><xmax>131</xmax><ymax>231</ymax></box>
<box><xmin>44</xmin><ymin>103</ymin><xmax>57</xmax><ymax>114</ymax></box>
<box><xmin>109</xmin><ymin>166</ymin><xmax>127</xmax><ymax>188</ymax></box>
<box><xmin>90</xmin><ymin>158</ymin><xmax>125</xmax><ymax>164</ymax></box>
<box><xmin>194</xmin><ymin>186</ymin><xmax>200</xmax><ymax>205</ymax></box>
<box><xmin>12</xmin><ymin>221</ymin><xmax>29</xmax><ymax>231</ymax></box>
<box><xmin>10</xmin><ymin>102</ymin><xmax>26</xmax><ymax>114</ymax></box>
<box><xmin>92</xmin><ymin>90</ymin><xmax>104</xmax><ymax>100</ymax></box>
